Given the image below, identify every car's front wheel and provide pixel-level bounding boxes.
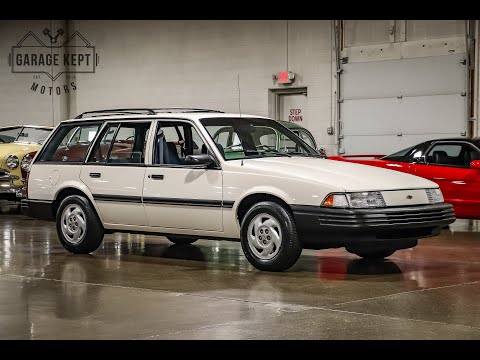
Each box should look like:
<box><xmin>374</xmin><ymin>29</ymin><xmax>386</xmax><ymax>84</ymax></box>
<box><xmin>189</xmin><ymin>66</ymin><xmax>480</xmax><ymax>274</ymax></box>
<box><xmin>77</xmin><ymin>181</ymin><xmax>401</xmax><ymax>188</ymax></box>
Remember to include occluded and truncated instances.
<box><xmin>240</xmin><ymin>201</ymin><xmax>302</xmax><ymax>271</ymax></box>
<box><xmin>56</xmin><ymin>195</ymin><xmax>104</xmax><ymax>254</ymax></box>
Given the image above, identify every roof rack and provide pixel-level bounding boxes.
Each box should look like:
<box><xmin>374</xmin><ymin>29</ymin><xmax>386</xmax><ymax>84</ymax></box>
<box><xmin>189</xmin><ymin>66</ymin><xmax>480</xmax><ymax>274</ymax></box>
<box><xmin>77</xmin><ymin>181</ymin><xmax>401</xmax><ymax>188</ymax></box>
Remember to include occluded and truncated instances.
<box><xmin>75</xmin><ymin>107</ymin><xmax>224</xmax><ymax>119</ymax></box>
<box><xmin>75</xmin><ymin>108</ymin><xmax>156</xmax><ymax>119</ymax></box>
<box><xmin>151</xmin><ymin>108</ymin><xmax>224</xmax><ymax>113</ymax></box>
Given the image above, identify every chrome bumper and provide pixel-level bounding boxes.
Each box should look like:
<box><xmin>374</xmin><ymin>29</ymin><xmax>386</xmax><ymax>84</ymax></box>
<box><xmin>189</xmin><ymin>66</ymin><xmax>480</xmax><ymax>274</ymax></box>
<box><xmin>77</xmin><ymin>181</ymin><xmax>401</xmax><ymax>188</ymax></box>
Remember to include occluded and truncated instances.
<box><xmin>0</xmin><ymin>169</ymin><xmax>25</xmax><ymax>199</ymax></box>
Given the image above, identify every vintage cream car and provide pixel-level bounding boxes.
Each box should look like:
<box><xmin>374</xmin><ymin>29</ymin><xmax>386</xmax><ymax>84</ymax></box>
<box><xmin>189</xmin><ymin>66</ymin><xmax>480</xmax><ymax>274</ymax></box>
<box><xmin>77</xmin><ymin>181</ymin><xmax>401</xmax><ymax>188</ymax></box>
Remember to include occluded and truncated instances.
<box><xmin>22</xmin><ymin>108</ymin><xmax>455</xmax><ymax>271</ymax></box>
<box><xmin>0</xmin><ymin>125</ymin><xmax>53</xmax><ymax>201</ymax></box>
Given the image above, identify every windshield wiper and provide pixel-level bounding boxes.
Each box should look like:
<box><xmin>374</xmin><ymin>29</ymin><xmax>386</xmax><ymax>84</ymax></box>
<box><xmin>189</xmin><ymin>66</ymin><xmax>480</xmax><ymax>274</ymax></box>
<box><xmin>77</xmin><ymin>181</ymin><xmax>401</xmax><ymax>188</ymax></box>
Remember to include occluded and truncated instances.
<box><xmin>288</xmin><ymin>152</ymin><xmax>323</xmax><ymax>158</ymax></box>
<box><xmin>255</xmin><ymin>145</ymin><xmax>291</xmax><ymax>157</ymax></box>
<box><xmin>270</xmin><ymin>152</ymin><xmax>291</xmax><ymax>157</ymax></box>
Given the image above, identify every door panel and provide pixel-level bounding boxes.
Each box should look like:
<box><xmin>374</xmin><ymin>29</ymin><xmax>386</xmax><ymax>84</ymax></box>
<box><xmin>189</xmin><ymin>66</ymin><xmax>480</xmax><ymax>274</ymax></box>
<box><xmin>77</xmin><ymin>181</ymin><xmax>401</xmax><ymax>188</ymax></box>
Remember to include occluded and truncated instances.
<box><xmin>412</xmin><ymin>142</ymin><xmax>480</xmax><ymax>218</ymax></box>
<box><xmin>79</xmin><ymin>121</ymin><xmax>151</xmax><ymax>226</ymax></box>
<box><xmin>80</xmin><ymin>165</ymin><xmax>147</xmax><ymax>225</ymax></box>
<box><xmin>143</xmin><ymin>167</ymin><xmax>223</xmax><ymax>231</ymax></box>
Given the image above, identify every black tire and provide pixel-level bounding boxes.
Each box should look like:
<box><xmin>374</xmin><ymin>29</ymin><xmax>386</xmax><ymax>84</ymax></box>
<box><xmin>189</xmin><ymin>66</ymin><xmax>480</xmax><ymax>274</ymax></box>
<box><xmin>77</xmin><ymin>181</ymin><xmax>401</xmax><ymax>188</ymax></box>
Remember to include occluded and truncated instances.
<box><xmin>56</xmin><ymin>195</ymin><xmax>104</xmax><ymax>254</ymax></box>
<box><xmin>166</xmin><ymin>235</ymin><xmax>198</xmax><ymax>245</ymax></box>
<box><xmin>350</xmin><ymin>249</ymin><xmax>396</xmax><ymax>260</ymax></box>
<box><xmin>240</xmin><ymin>201</ymin><xmax>302</xmax><ymax>271</ymax></box>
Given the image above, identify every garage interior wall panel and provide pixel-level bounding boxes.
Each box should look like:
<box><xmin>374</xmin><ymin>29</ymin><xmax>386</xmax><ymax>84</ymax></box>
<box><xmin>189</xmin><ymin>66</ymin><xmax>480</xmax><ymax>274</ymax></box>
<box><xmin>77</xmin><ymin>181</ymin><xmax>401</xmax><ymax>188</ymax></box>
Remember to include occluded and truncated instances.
<box><xmin>0</xmin><ymin>20</ymin><xmax>59</xmax><ymax>127</ymax></box>
<box><xmin>340</xmin><ymin>53</ymin><xmax>467</xmax><ymax>155</ymax></box>
<box><xmin>342</xmin><ymin>95</ymin><xmax>466</xmax><ymax>154</ymax></box>
<box><xmin>341</xmin><ymin>54</ymin><xmax>466</xmax><ymax>99</ymax></box>
<box><xmin>0</xmin><ymin>20</ymin><xmax>335</xmax><ymax>152</ymax></box>
<box><xmin>406</xmin><ymin>20</ymin><xmax>466</xmax><ymax>41</ymax></box>
<box><xmin>69</xmin><ymin>20</ymin><xmax>334</xmax><ymax>152</ymax></box>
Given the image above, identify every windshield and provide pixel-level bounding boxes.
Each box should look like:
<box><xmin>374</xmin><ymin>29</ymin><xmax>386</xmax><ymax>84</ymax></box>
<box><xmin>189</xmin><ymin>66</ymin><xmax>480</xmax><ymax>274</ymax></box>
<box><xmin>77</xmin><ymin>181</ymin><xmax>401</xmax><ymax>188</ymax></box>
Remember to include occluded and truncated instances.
<box><xmin>201</xmin><ymin>117</ymin><xmax>319</xmax><ymax>160</ymax></box>
<box><xmin>381</xmin><ymin>145</ymin><xmax>416</xmax><ymax>161</ymax></box>
<box><xmin>15</xmin><ymin>127</ymin><xmax>51</xmax><ymax>144</ymax></box>
<box><xmin>0</xmin><ymin>127</ymin><xmax>22</xmax><ymax>144</ymax></box>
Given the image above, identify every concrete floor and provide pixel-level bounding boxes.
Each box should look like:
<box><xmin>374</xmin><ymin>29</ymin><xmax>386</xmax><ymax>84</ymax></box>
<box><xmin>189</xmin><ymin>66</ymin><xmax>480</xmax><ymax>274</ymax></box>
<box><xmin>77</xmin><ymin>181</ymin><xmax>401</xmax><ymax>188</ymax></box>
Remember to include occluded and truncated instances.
<box><xmin>1</xmin><ymin>201</ymin><xmax>480</xmax><ymax>339</ymax></box>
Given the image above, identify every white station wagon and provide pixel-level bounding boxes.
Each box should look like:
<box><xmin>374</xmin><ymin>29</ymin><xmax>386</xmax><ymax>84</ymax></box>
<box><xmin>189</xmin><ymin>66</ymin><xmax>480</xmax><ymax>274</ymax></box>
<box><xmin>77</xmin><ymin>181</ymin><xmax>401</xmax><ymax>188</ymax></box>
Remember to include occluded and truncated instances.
<box><xmin>22</xmin><ymin>108</ymin><xmax>455</xmax><ymax>271</ymax></box>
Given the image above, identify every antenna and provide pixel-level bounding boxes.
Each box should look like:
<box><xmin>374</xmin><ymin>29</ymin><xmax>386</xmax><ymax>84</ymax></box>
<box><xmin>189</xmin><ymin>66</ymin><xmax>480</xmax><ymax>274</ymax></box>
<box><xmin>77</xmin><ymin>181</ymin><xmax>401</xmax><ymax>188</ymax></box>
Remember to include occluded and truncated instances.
<box><xmin>237</xmin><ymin>74</ymin><xmax>242</xmax><ymax>117</ymax></box>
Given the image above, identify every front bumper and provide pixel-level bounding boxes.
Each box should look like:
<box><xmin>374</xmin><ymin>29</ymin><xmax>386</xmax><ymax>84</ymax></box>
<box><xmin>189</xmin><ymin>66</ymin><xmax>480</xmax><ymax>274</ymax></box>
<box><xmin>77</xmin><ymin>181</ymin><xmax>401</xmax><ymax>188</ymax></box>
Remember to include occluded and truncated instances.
<box><xmin>292</xmin><ymin>203</ymin><xmax>456</xmax><ymax>247</ymax></box>
<box><xmin>0</xmin><ymin>169</ymin><xmax>25</xmax><ymax>200</ymax></box>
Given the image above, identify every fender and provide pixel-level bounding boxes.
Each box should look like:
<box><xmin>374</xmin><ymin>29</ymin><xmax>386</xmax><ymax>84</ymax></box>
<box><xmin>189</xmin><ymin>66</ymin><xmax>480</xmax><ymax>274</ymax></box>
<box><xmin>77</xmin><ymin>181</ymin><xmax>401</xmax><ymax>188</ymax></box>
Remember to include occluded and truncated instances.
<box><xmin>53</xmin><ymin>180</ymin><xmax>105</xmax><ymax>224</ymax></box>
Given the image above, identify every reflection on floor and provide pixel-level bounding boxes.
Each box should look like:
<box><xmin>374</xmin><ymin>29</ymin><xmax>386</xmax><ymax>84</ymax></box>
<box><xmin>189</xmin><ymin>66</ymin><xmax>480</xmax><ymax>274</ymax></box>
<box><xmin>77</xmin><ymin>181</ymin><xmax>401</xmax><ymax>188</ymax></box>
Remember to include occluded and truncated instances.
<box><xmin>1</xmin><ymin>200</ymin><xmax>480</xmax><ymax>339</ymax></box>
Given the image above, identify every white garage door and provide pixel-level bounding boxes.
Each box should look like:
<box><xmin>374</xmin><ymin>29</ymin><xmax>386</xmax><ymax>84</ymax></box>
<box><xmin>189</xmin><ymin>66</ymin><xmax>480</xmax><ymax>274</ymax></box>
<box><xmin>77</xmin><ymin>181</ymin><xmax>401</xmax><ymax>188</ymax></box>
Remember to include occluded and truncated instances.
<box><xmin>340</xmin><ymin>53</ymin><xmax>467</xmax><ymax>155</ymax></box>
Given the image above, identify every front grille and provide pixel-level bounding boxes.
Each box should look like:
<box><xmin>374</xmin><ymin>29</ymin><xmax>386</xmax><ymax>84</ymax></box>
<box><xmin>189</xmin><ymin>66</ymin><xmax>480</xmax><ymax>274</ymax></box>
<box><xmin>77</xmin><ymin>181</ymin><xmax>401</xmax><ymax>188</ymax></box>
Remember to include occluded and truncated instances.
<box><xmin>317</xmin><ymin>204</ymin><xmax>455</xmax><ymax>228</ymax></box>
<box><xmin>0</xmin><ymin>169</ymin><xmax>11</xmax><ymax>180</ymax></box>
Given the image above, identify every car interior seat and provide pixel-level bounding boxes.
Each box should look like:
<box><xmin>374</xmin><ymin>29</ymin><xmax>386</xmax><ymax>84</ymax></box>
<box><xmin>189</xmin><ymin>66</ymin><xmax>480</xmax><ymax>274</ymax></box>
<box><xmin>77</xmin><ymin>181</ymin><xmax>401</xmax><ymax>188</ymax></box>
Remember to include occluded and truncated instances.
<box><xmin>432</xmin><ymin>150</ymin><xmax>449</xmax><ymax>165</ymax></box>
<box><xmin>469</xmin><ymin>151</ymin><xmax>480</xmax><ymax>163</ymax></box>
<box><xmin>154</xmin><ymin>129</ymin><xmax>181</xmax><ymax>165</ymax></box>
<box><xmin>165</xmin><ymin>142</ymin><xmax>181</xmax><ymax>164</ymax></box>
<box><xmin>201</xmin><ymin>143</ymin><xmax>225</xmax><ymax>158</ymax></box>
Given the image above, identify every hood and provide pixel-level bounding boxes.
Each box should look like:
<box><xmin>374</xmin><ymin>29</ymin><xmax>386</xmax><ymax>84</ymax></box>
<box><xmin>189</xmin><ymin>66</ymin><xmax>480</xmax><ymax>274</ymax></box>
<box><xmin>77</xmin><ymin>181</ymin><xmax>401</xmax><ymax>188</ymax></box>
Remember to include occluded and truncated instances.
<box><xmin>232</xmin><ymin>156</ymin><xmax>437</xmax><ymax>192</ymax></box>
<box><xmin>0</xmin><ymin>142</ymin><xmax>41</xmax><ymax>166</ymax></box>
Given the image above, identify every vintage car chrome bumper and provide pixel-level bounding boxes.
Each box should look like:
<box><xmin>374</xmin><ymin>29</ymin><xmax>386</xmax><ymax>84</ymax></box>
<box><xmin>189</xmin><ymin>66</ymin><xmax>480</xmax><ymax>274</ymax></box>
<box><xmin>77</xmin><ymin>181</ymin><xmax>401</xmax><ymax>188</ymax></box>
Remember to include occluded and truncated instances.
<box><xmin>0</xmin><ymin>169</ymin><xmax>26</xmax><ymax>200</ymax></box>
<box><xmin>291</xmin><ymin>203</ymin><xmax>456</xmax><ymax>248</ymax></box>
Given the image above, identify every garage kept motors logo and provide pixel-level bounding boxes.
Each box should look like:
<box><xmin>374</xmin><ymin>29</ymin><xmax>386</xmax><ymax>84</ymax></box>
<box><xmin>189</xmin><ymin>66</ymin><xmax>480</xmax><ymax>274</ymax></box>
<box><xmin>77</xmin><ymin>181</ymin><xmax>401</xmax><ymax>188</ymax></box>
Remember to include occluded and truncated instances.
<box><xmin>8</xmin><ymin>28</ymin><xmax>99</xmax><ymax>95</ymax></box>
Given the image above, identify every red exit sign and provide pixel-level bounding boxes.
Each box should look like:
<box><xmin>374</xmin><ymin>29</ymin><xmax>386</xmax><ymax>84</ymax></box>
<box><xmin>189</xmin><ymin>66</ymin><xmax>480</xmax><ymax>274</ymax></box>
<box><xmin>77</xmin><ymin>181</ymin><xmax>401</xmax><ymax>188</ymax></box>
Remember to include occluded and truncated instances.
<box><xmin>277</xmin><ymin>71</ymin><xmax>295</xmax><ymax>84</ymax></box>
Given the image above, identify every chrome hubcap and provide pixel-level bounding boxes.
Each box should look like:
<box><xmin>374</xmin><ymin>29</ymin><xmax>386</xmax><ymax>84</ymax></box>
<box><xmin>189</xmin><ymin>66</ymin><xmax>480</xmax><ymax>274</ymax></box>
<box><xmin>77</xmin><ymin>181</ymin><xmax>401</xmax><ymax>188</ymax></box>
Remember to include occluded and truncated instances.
<box><xmin>61</xmin><ymin>204</ymin><xmax>87</xmax><ymax>245</ymax></box>
<box><xmin>247</xmin><ymin>213</ymin><xmax>282</xmax><ymax>260</ymax></box>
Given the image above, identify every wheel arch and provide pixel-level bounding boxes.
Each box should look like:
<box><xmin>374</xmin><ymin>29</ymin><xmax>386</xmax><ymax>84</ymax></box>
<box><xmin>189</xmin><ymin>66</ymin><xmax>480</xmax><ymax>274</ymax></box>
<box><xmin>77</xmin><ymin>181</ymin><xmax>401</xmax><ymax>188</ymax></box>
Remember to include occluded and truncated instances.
<box><xmin>235</xmin><ymin>191</ymin><xmax>293</xmax><ymax>227</ymax></box>
<box><xmin>53</xmin><ymin>184</ymin><xmax>103</xmax><ymax>224</ymax></box>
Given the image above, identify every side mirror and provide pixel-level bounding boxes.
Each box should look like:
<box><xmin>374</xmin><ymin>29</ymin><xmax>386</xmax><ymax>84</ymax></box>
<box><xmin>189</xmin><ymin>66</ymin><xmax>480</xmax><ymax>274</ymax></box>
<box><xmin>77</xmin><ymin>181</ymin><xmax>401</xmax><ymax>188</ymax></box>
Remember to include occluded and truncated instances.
<box><xmin>317</xmin><ymin>147</ymin><xmax>327</xmax><ymax>157</ymax></box>
<box><xmin>470</xmin><ymin>160</ymin><xmax>480</xmax><ymax>169</ymax></box>
<box><xmin>184</xmin><ymin>154</ymin><xmax>214</xmax><ymax>167</ymax></box>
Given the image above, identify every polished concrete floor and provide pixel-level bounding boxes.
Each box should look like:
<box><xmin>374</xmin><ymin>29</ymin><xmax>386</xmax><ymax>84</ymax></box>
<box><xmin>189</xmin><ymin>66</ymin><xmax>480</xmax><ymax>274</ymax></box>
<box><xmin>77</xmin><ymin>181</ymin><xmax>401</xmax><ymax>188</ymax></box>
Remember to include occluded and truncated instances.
<box><xmin>1</xmin><ymin>201</ymin><xmax>480</xmax><ymax>339</ymax></box>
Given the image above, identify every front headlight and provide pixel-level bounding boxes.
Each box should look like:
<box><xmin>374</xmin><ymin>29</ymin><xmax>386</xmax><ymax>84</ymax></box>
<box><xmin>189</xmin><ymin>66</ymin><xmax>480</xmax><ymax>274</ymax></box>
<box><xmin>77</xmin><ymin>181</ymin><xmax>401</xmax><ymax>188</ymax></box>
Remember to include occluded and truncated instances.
<box><xmin>6</xmin><ymin>155</ymin><xmax>19</xmax><ymax>169</ymax></box>
<box><xmin>426</xmin><ymin>188</ymin><xmax>444</xmax><ymax>203</ymax></box>
<box><xmin>21</xmin><ymin>154</ymin><xmax>33</xmax><ymax>172</ymax></box>
<box><xmin>347</xmin><ymin>191</ymin><xmax>386</xmax><ymax>208</ymax></box>
<box><xmin>322</xmin><ymin>191</ymin><xmax>386</xmax><ymax>208</ymax></box>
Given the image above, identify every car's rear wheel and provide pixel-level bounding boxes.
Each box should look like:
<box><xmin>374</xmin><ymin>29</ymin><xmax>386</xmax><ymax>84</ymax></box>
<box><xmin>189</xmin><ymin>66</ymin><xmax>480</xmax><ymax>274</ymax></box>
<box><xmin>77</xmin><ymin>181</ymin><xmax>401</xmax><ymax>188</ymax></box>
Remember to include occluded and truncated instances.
<box><xmin>166</xmin><ymin>235</ymin><xmax>198</xmax><ymax>245</ymax></box>
<box><xmin>56</xmin><ymin>195</ymin><xmax>104</xmax><ymax>254</ymax></box>
<box><xmin>240</xmin><ymin>201</ymin><xmax>302</xmax><ymax>272</ymax></box>
<box><xmin>349</xmin><ymin>248</ymin><xmax>396</xmax><ymax>260</ymax></box>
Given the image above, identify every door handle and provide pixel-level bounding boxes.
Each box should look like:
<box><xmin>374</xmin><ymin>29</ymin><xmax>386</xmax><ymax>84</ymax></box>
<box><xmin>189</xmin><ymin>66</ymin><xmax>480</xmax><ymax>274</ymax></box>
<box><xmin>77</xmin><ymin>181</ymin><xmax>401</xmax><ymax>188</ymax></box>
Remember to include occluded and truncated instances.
<box><xmin>89</xmin><ymin>173</ymin><xmax>101</xmax><ymax>178</ymax></box>
<box><xmin>149</xmin><ymin>174</ymin><xmax>164</xmax><ymax>180</ymax></box>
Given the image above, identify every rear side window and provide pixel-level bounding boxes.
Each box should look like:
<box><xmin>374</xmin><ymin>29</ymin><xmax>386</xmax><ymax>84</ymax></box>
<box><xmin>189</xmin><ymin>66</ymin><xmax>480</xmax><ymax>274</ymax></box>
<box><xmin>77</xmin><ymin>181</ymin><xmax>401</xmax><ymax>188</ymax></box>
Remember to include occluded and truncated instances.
<box><xmin>38</xmin><ymin>123</ymin><xmax>101</xmax><ymax>163</ymax></box>
<box><xmin>87</xmin><ymin>122</ymin><xmax>151</xmax><ymax>164</ymax></box>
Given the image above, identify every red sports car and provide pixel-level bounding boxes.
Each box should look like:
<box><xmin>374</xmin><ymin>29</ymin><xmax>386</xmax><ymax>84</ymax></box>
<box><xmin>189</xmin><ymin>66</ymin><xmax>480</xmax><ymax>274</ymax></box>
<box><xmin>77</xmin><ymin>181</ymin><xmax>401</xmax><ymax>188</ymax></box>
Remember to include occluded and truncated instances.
<box><xmin>329</xmin><ymin>138</ymin><xmax>480</xmax><ymax>219</ymax></box>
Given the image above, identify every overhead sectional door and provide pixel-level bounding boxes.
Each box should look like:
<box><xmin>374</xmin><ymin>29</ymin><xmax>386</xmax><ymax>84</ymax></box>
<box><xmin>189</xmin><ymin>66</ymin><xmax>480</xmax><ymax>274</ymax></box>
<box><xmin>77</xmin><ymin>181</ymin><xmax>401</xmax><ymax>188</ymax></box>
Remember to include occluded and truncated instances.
<box><xmin>340</xmin><ymin>53</ymin><xmax>467</xmax><ymax>155</ymax></box>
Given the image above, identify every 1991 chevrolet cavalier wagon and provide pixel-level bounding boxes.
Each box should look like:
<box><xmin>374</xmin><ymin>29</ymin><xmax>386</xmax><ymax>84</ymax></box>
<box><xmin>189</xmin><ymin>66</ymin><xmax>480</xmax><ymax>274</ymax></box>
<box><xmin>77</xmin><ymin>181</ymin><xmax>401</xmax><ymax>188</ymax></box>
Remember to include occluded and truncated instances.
<box><xmin>22</xmin><ymin>108</ymin><xmax>456</xmax><ymax>271</ymax></box>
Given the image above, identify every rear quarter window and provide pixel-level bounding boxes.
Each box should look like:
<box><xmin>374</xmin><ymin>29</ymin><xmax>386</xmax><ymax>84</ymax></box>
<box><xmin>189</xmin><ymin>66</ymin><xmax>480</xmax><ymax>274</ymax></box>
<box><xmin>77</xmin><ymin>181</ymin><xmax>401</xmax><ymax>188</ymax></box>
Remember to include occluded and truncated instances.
<box><xmin>37</xmin><ymin>123</ymin><xmax>102</xmax><ymax>163</ymax></box>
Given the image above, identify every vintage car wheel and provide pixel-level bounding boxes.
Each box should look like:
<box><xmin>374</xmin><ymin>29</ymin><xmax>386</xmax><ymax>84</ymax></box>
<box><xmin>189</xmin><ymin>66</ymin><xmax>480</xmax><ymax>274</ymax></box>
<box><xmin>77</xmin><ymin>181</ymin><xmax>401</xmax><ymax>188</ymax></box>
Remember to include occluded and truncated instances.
<box><xmin>240</xmin><ymin>201</ymin><xmax>302</xmax><ymax>272</ymax></box>
<box><xmin>56</xmin><ymin>195</ymin><xmax>104</xmax><ymax>254</ymax></box>
<box><xmin>349</xmin><ymin>248</ymin><xmax>396</xmax><ymax>260</ymax></box>
<box><xmin>166</xmin><ymin>235</ymin><xmax>198</xmax><ymax>245</ymax></box>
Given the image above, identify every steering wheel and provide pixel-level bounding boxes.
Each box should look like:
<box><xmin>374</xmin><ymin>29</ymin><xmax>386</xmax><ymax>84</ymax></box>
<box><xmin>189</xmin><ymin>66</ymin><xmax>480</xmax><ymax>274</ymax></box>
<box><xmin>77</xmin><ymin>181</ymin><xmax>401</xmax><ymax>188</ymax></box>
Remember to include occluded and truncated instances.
<box><xmin>256</xmin><ymin>144</ymin><xmax>278</xmax><ymax>152</ymax></box>
<box><xmin>223</xmin><ymin>143</ymin><xmax>243</xmax><ymax>151</ymax></box>
<box><xmin>125</xmin><ymin>136</ymin><xmax>135</xmax><ymax>141</ymax></box>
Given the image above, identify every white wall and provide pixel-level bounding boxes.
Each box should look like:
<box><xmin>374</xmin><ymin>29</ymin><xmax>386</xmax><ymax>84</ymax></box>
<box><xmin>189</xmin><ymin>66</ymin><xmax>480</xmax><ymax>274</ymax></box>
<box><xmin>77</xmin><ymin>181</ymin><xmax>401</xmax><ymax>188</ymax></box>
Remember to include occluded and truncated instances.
<box><xmin>0</xmin><ymin>20</ymin><xmax>66</xmax><ymax>127</ymax></box>
<box><xmin>68</xmin><ymin>20</ymin><xmax>335</xmax><ymax>152</ymax></box>
<box><xmin>0</xmin><ymin>20</ymin><xmax>336</xmax><ymax>152</ymax></box>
